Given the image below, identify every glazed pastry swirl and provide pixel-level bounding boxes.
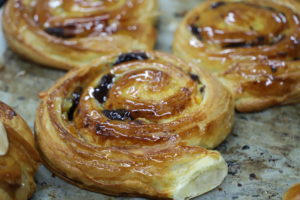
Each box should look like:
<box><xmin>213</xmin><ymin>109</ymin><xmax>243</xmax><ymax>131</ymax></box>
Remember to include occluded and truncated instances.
<box><xmin>3</xmin><ymin>0</ymin><xmax>157</xmax><ymax>69</ymax></box>
<box><xmin>0</xmin><ymin>102</ymin><xmax>40</xmax><ymax>200</ymax></box>
<box><xmin>36</xmin><ymin>51</ymin><xmax>234</xmax><ymax>199</ymax></box>
<box><xmin>174</xmin><ymin>0</ymin><xmax>300</xmax><ymax>112</ymax></box>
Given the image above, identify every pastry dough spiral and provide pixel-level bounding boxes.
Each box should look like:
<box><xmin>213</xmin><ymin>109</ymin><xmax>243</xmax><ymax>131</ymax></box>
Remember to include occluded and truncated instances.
<box><xmin>3</xmin><ymin>0</ymin><xmax>157</xmax><ymax>70</ymax></box>
<box><xmin>174</xmin><ymin>0</ymin><xmax>300</xmax><ymax>112</ymax></box>
<box><xmin>0</xmin><ymin>101</ymin><xmax>40</xmax><ymax>200</ymax></box>
<box><xmin>35</xmin><ymin>51</ymin><xmax>234</xmax><ymax>199</ymax></box>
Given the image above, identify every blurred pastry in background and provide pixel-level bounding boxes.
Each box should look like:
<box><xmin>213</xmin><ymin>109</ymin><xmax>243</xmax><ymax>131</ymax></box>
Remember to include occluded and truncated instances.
<box><xmin>3</xmin><ymin>0</ymin><xmax>157</xmax><ymax>70</ymax></box>
<box><xmin>174</xmin><ymin>0</ymin><xmax>300</xmax><ymax>112</ymax></box>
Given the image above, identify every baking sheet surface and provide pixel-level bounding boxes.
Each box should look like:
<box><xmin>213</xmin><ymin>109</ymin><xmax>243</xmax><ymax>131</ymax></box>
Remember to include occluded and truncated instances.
<box><xmin>0</xmin><ymin>1</ymin><xmax>299</xmax><ymax>199</ymax></box>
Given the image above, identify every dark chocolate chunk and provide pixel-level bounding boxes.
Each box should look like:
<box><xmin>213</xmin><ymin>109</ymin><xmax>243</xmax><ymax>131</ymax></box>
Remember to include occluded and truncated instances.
<box><xmin>67</xmin><ymin>87</ymin><xmax>83</xmax><ymax>121</ymax></box>
<box><xmin>189</xmin><ymin>24</ymin><xmax>203</xmax><ymax>41</ymax></box>
<box><xmin>211</xmin><ymin>1</ymin><xmax>226</xmax><ymax>9</ymax></box>
<box><xmin>102</xmin><ymin>109</ymin><xmax>133</xmax><ymax>121</ymax></box>
<box><xmin>200</xmin><ymin>85</ymin><xmax>206</xmax><ymax>93</ymax></box>
<box><xmin>93</xmin><ymin>74</ymin><xmax>114</xmax><ymax>104</ymax></box>
<box><xmin>0</xmin><ymin>0</ymin><xmax>7</xmax><ymax>7</ymax></box>
<box><xmin>113</xmin><ymin>52</ymin><xmax>149</xmax><ymax>66</ymax></box>
<box><xmin>223</xmin><ymin>42</ymin><xmax>250</xmax><ymax>48</ymax></box>
<box><xmin>44</xmin><ymin>26</ymin><xmax>76</xmax><ymax>39</ymax></box>
<box><xmin>189</xmin><ymin>73</ymin><xmax>200</xmax><ymax>83</ymax></box>
<box><xmin>256</xmin><ymin>36</ymin><xmax>265</xmax><ymax>44</ymax></box>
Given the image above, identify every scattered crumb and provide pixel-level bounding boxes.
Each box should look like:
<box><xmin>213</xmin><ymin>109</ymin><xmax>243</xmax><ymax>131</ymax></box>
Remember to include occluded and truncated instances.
<box><xmin>15</xmin><ymin>70</ymin><xmax>26</xmax><ymax>78</ymax></box>
<box><xmin>242</xmin><ymin>145</ymin><xmax>250</xmax><ymax>150</ymax></box>
<box><xmin>249</xmin><ymin>173</ymin><xmax>257</xmax><ymax>180</ymax></box>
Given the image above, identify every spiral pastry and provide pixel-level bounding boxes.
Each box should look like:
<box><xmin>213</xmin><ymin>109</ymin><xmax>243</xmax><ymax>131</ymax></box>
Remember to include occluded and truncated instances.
<box><xmin>3</xmin><ymin>0</ymin><xmax>157</xmax><ymax>70</ymax></box>
<box><xmin>35</xmin><ymin>51</ymin><xmax>234</xmax><ymax>199</ymax></box>
<box><xmin>0</xmin><ymin>101</ymin><xmax>40</xmax><ymax>200</ymax></box>
<box><xmin>174</xmin><ymin>0</ymin><xmax>300</xmax><ymax>112</ymax></box>
<box><xmin>283</xmin><ymin>183</ymin><xmax>300</xmax><ymax>200</ymax></box>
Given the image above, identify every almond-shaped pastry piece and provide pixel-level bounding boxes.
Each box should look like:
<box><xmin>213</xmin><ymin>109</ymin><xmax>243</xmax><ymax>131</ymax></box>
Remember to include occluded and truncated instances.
<box><xmin>35</xmin><ymin>51</ymin><xmax>234</xmax><ymax>199</ymax></box>
<box><xmin>0</xmin><ymin>101</ymin><xmax>40</xmax><ymax>200</ymax></box>
<box><xmin>3</xmin><ymin>0</ymin><xmax>157</xmax><ymax>70</ymax></box>
<box><xmin>174</xmin><ymin>0</ymin><xmax>300</xmax><ymax>112</ymax></box>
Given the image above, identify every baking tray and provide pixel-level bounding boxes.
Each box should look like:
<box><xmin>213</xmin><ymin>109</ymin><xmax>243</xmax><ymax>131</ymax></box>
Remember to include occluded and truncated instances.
<box><xmin>0</xmin><ymin>0</ymin><xmax>299</xmax><ymax>199</ymax></box>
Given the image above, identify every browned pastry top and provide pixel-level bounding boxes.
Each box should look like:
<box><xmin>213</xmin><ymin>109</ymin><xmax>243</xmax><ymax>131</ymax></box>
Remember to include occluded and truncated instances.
<box><xmin>3</xmin><ymin>0</ymin><xmax>157</xmax><ymax>69</ymax></box>
<box><xmin>174</xmin><ymin>0</ymin><xmax>300</xmax><ymax>112</ymax></box>
<box><xmin>35</xmin><ymin>51</ymin><xmax>233</xmax><ymax>199</ymax></box>
<box><xmin>0</xmin><ymin>101</ymin><xmax>40</xmax><ymax>200</ymax></box>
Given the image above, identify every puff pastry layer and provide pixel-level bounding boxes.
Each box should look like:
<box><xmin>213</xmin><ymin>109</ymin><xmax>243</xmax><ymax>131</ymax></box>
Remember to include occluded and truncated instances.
<box><xmin>35</xmin><ymin>51</ymin><xmax>234</xmax><ymax>199</ymax></box>
<box><xmin>3</xmin><ymin>0</ymin><xmax>157</xmax><ymax>70</ymax></box>
<box><xmin>174</xmin><ymin>0</ymin><xmax>300</xmax><ymax>112</ymax></box>
<box><xmin>0</xmin><ymin>101</ymin><xmax>40</xmax><ymax>200</ymax></box>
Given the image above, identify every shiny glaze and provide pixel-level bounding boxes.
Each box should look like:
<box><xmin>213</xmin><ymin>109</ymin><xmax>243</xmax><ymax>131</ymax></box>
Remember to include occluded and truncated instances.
<box><xmin>283</xmin><ymin>183</ymin><xmax>300</xmax><ymax>200</ymax></box>
<box><xmin>44</xmin><ymin>51</ymin><xmax>234</xmax><ymax>148</ymax></box>
<box><xmin>187</xmin><ymin>0</ymin><xmax>300</xmax><ymax>73</ymax></box>
<box><xmin>0</xmin><ymin>102</ymin><xmax>39</xmax><ymax>200</ymax></box>
<box><xmin>28</xmin><ymin>0</ymin><xmax>146</xmax><ymax>39</ymax></box>
<box><xmin>3</xmin><ymin>0</ymin><xmax>157</xmax><ymax>69</ymax></box>
<box><xmin>36</xmin><ymin>51</ymin><xmax>234</xmax><ymax>198</ymax></box>
<box><xmin>174</xmin><ymin>0</ymin><xmax>300</xmax><ymax>111</ymax></box>
<box><xmin>56</xmin><ymin>52</ymin><xmax>205</xmax><ymax>146</ymax></box>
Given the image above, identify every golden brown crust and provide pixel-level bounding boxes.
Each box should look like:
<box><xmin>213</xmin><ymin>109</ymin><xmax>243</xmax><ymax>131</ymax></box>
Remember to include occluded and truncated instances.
<box><xmin>0</xmin><ymin>101</ymin><xmax>40</xmax><ymax>200</ymax></box>
<box><xmin>283</xmin><ymin>183</ymin><xmax>300</xmax><ymax>200</ymax></box>
<box><xmin>173</xmin><ymin>0</ymin><xmax>300</xmax><ymax>112</ymax></box>
<box><xmin>3</xmin><ymin>0</ymin><xmax>157</xmax><ymax>70</ymax></box>
<box><xmin>35</xmin><ymin>51</ymin><xmax>234</xmax><ymax>199</ymax></box>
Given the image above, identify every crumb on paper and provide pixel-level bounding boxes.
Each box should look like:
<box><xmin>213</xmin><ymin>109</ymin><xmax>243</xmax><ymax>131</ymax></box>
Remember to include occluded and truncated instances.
<box><xmin>15</xmin><ymin>70</ymin><xmax>27</xmax><ymax>78</ymax></box>
<box><xmin>48</xmin><ymin>191</ymin><xmax>57</xmax><ymax>199</ymax></box>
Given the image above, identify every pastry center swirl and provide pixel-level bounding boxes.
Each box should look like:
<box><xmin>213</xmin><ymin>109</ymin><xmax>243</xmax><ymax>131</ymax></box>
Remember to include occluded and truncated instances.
<box><xmin>189</xmin><ymin>1</ymin><xmax>300</xmax><ymax>50</ymax></box>
<box><xmin>62</xmin><ymin>61</ymin><xmax>203</xmax><ymax>129</ymax></box>
<box><xmin>105</xmin><ymin>68</ymin><xmax>194</xmax><ymax>120</ymax></box>
<box><xmin>20</xmin><ymin>0</ymin><xmax>137</xmax><ymax>38</ymax></box>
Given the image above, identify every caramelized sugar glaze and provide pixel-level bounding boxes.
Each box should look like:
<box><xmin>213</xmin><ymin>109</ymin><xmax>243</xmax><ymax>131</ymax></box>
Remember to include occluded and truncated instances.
<box><xmin>35</xmin><ymin>51</ymin><xmax>234</xmax><ymax>199</ymax></box>
<box><xmin>174</xmin><ymin>0</ymin><xmax>300</xmax><ymax>112</ymax></box>
<box><xmin>0</xmin><ymin>102</ymin><xmax>39</xmax><ymax>200</ymax></box>
<box><xmin>3</xmin><ymin>0</ymin><xmax>157</xmax><ymax>69</ymax></box>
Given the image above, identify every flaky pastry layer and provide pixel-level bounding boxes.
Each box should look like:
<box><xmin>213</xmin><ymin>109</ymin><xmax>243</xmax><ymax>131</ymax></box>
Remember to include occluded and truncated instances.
<box><xmin>174</xmin><ymin>0</ymin><xmax>300</xmax><ymax>112</ymax></box>
<box><xmin>0</xmin><ymin>101</ymin><xmax>40</xmax><ymax>200</ymax></box>
<box><xmin>35</xmin><ymin>51</ymin><xmax>234</xmax><ymax>199</ymax></box>
<box><xmin>3</xmin><ymin>0</ymin><xmax>157</xmax><ymax>70</ymax></box>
